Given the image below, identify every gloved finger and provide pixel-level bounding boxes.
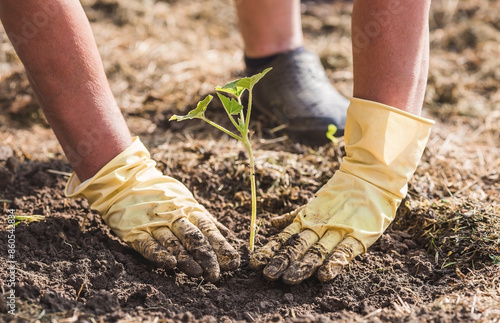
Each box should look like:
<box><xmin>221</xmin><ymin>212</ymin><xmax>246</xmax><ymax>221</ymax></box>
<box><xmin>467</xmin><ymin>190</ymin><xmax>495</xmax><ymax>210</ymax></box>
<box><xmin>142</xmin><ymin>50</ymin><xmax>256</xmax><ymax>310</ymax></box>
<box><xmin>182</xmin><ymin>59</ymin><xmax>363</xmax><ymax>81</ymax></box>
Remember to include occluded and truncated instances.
<box><xmin>263</xmin><ymin>229</ymin><xmax>319</xmax><ymax>281</ymax></box>
<box><xmin>151</xmin><ymin>227</ymin><xmax>203</xmax><ymax>277</ymax></box>
<box><xmin>270</xmin><ymin>206</ymin><xmax>305</xmax><ymax>230</ymax></box>
<box><xmin>249</xmin><ymin>222</ymin><xmax>302</xmax><ymax>271</ymax></box>
<box><xmin>170</xmin><ymin>217</ymin><xmax>220</xmax><ymax>282</ymax></box>
<box><xmin>128</xmin><ymin>231</ymin><xmax>177</xmax><ymax>269</ymax></box>
<box><xmin>188</xmin><ymin>210</ymin><xmax>240</xmax><ymax>271</ymax></box>
<box><xmin>317</xmin><ymin>236</ymin><xmax>365</xmax><ymax>282</ymax></box>
<box><xmin>282</xmin><ymin>229</ymin><xmax>343</xmax><ymax>285</ymax></box>
<box><xmin>203</xmin><ymin>211</ymin><xmax>232</xmax><ymax>238</ymax></box>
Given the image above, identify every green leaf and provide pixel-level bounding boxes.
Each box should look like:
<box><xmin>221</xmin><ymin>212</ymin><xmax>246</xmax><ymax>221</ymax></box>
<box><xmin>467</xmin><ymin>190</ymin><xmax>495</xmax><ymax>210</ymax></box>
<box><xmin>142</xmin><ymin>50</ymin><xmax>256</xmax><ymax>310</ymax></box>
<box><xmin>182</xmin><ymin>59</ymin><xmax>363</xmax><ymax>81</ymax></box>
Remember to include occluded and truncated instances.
<box><xmin>169</xmin><ymin>95</ymin><xmax>213</xmax><ymax>121</ymax></box>
<box><xmin>246</xmin><ymin>67</ymin><xmax>272</xmax><ymax>90</ymax></box>
<box><xmin>326</xmin><ymin>124</ymin><xmax>339</xmax><ymax>145</ymax></box>
<box><xmin>217</xmin><ymin>93</ymin><xmax>243</xmax><ymax>116</ymax></box>
<box><xmin>216</xmin><ymin>67</ymin><xmax>272</xmax><ymax>96</ymax></box>
<box><xmin>216</xmin><ymin>84</ymin><xmax>245</xmax><ymax>99</ymax></box>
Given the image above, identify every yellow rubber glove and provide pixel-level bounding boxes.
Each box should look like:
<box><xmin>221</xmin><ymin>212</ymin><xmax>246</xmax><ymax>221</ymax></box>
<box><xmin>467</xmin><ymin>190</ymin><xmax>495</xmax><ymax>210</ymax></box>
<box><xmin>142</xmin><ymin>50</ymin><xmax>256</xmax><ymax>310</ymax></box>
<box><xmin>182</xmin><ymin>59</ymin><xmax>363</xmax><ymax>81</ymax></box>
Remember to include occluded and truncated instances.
<box><xmin>65</xmin><ymin>137</ymin><xmax>240</xmax><ymax>282</ymax></box>
<box><xmin>250</xmin><ymin>98</ymin><xmax>434</xmax><ymax>284</ymax></box>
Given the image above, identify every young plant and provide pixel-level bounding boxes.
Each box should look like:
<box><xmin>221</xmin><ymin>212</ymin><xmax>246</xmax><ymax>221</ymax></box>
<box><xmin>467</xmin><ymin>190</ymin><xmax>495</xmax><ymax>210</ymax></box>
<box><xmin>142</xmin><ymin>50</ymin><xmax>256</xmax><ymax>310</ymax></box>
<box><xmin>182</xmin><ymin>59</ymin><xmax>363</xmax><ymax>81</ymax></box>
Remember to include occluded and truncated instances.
<box><xmin>14</xmin><ymin>214</ymin><xmax>46</xmax><ymax>226</ymax></box>
<box><xmin>326</xmin><ymin>124</ymin><xmax>339</xmax><ymax>145</ymax></box>
<box><xmin>169</xmin><ymin>68</ymin><xmax>272</xmax><ymax>252</ymax></box>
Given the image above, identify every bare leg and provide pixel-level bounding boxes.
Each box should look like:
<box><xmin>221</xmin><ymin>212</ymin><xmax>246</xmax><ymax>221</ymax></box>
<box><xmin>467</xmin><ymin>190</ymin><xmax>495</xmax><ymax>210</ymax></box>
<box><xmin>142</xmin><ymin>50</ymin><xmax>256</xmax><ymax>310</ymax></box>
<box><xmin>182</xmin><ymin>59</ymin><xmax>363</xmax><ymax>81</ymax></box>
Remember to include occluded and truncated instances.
<box><xmin>235</xmin><ymin>0</ymin><xmax>303</xmax><ymax>58</ymax></box>
<box><xmin>352</xmin><ymin>0</ymin><xmax>431</xmax><ymax>115</ymax></box>
<box><xmin>0</xmin><ymin>0</ymin><xmax>132</xmax><ymax>180</ymax></box>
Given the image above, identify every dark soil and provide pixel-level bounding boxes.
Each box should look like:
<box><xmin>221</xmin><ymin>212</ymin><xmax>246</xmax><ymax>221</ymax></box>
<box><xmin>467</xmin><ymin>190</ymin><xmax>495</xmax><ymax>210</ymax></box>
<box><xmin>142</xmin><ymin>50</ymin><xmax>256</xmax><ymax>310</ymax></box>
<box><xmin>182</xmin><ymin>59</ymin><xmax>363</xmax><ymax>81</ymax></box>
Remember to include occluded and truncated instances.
<box><xmin>0</xmin><ymin>150</ymin><xmax>481</xmax><ymax>323</ymax></box>
<box><xmin>1</xmin><ymin>0</ymin><xmax>499</xmax><ymax>322</ymax></box>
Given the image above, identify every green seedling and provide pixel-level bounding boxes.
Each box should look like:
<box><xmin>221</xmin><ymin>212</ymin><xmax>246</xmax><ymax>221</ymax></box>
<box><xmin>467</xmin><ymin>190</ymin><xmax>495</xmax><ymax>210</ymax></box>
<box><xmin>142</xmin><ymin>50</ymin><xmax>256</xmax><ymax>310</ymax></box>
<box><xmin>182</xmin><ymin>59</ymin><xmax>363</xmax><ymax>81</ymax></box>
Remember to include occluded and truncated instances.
<box><xmin>326</xmin><ymin>124</ymin><xmax>339</xmax><ymax>145</ymax></box>
<box><xmin>14</xmin><ymin>214</ymin><xmax>46</xmax><ymax>226</ymax></box>
<box><xmin>170</xmin><ymin>67</ymin><xmax>272</xmax><ymax>252</ymax></box>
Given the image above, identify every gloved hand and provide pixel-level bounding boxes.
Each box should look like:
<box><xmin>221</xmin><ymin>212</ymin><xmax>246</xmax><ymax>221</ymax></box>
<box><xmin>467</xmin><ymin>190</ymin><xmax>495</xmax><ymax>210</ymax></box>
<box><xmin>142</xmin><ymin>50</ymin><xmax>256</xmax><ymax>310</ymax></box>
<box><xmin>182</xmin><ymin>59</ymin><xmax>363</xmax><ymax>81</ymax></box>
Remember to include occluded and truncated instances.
<box><xmin>65</xmin><ymin>137</ymin><xmax>240</xmax><ymax>282</ymax></box>
<box><xmin>250</xmin><ymin>98</ymin><xmax>434</xmax><ymax>285</ymax></box>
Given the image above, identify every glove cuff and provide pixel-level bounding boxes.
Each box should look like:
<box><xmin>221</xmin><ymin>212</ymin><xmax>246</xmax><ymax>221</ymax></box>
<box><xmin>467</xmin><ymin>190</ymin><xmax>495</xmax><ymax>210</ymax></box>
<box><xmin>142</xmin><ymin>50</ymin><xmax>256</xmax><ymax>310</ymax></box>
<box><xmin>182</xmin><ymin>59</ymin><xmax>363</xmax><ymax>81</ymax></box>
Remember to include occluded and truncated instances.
<box><xmin>66</xmin><ymin>136</ymin><xmax>148</xmax><ymax>186</ymax></box>
<box><xmin>64</xmin><ymin>137</ymin><xmax>204</xmax><ymax>239</ymax></box>
<box><xmin>65</xmin><ymin>137</ymin><xmax>162</xmax><ymax>214</ymax></box>
<box><xmin>340</xmin><ymin>97</ymin><xmax>434</xmax><ymax>199</ymax></box>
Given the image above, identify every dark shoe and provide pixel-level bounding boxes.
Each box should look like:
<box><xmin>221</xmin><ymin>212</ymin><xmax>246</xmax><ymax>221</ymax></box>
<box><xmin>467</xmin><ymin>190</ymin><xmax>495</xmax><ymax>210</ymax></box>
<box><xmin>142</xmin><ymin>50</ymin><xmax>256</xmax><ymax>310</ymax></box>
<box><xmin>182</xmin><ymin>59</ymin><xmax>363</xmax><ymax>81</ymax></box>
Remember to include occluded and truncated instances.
<box><xmin>246</xmin><ymin>50</ymin><xmax>348</xmax><ymax>146</ymax></box>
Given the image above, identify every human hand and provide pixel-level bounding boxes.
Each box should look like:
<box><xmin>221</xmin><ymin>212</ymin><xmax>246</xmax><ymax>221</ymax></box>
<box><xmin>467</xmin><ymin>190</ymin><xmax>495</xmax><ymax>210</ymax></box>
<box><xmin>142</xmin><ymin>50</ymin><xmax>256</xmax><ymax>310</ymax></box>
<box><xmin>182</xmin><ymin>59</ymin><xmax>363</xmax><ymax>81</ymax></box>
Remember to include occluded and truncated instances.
<box><xmin>65</xmin><ymin>137</ymin><xmax>240</xmax><ymax>282</ymax></box>
<box><xmin>250</xmin><ymin>98</ymin><xmax>434</xmax><ymax>284</ymax></box>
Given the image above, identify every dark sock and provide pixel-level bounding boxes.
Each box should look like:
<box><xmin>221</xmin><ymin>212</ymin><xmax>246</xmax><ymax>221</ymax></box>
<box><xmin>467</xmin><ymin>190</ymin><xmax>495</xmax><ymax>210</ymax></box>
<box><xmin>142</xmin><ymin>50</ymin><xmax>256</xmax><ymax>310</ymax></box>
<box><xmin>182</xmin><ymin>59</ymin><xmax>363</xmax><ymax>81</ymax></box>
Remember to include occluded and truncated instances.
<box><xmin>244</xmin><ymin>47</ymin><xmax>304</xmax><ymax>69</ymax></box>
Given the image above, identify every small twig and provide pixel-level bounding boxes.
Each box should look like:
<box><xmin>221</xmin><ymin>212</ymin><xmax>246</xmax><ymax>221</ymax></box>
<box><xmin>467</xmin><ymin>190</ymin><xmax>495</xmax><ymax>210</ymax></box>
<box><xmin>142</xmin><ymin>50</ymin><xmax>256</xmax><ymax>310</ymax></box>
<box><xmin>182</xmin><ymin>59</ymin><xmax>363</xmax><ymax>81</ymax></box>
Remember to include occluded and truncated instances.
<box><xmin>196</xmin><ymin>278</ymin><xmax>205</xmax><ymax>289</ymax></box>
<box><xmin>76</xmin><ymin>277</ymin><xmax>87</xmax><ymax>301</ymax></box>
<box><xmin>47</xmin><ymin>169</ymin><xmax>72</xmax><ymax>177</ymax></box>
<box><xmin>37</xmin><ymin>309</ymin><xmax>46</xmax><ymax>320</ymax></box>
<box><xmin>269</xmin><ymin>123</ymin><xmax>288</xmax><ymax>134</ymax></box>
<box><xmin>362</xmin><ymin>308</ymin><xmax>382</xmax><ymax>320</ymax></box>
<box><xmin>80</xmin><ymin>213</ymin><xmax>90</xmax><ymax>232</ymax></box>
<box><xmin>244</xmin><ymin>312</ymin><xmax>255</xmax><ymax>322</ymax></box>
<box><xmin>258</xmin><ymin>135</ymin><xmax>289</xmax><ymax>147</ymax></box>
<box><xmin>471</xmin><ymin>294</ymin><xmax>477</xmax><ymax>314</ymax></box>
<box><xmin>454</xmin><ymin>177</ymin><xmax>480</xmax><ymax>196</ymax></box>
<box><xmin>58</xmin><ymin>310</ymin><xmax>79</xmax><ymax>323</ymax></box>
<box><xmin>59</xmin><ymin>232</ymin><xmax>74</xmax><ymax>257</ymax></box>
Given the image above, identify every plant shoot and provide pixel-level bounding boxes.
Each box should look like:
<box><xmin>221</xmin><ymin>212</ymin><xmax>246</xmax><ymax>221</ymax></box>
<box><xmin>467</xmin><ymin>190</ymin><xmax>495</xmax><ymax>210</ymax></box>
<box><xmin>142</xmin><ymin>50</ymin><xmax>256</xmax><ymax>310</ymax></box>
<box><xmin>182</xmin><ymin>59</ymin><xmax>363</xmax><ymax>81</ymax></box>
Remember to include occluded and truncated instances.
<box><xmin>170</xmin><ymin>68</ymin><xmax>272</xmax><ymax>252</ymax></box>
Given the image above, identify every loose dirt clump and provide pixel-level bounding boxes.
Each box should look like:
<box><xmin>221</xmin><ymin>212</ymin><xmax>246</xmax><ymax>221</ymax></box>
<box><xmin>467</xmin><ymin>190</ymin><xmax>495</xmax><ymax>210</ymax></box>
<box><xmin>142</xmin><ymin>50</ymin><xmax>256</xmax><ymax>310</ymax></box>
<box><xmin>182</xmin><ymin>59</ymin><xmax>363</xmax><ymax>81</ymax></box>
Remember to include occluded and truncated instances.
<box><xmin>1</xmin><ymin>0</ymin><xmax>499</xmax><ymax>322</ymax></box>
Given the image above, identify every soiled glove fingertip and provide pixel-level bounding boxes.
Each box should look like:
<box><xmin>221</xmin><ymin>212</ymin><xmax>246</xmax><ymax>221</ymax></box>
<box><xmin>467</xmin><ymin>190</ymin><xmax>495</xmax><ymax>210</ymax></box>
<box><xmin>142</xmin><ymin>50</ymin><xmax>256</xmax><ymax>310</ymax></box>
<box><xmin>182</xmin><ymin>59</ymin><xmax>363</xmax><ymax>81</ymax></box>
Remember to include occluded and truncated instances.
<box><xmin>317</xmin><ymin>264</ymin><xmax>343</xmax><ymax>283</ymax></box>
<box><xmin>198</xmin><ymin>258</ymin><xmax>221</xmax><ymax>283</ymax></box>
<box><xmin>129</xmin><ymin>239</ymin><xmax>178</xmax><ymax>270</ymax></box>
<box><xmin>262</xmin><ymin>268</ymin><xmax>280</xmax><ymax>281</ymax></box>
<box><xmin>160</xmin><ymin>255</ymin><xmax>178</xmax><ymax>270</ymax></box>
<box><xmin>262</xmin><ymin>257</ymin><xmax>290</xmax><ymax>281</ymax></box>
<box><xmin>249</xmin><ymin>252</ymin><xmax>269</xmax><ymax>271</ymax></box>
<box><xmin>216</xmin><ymin>246</ymin><xmax>241</xmax><ymax>272</ymax></box>
<box><xmin>177</xmin><ymin>258</ymin><xmax>204</xmax><ymax>278</ymax></box>
<box><xmin>203</xmin><ymin>268</ymin><xmax>221</xmax><ymax>283</ymax></box>
<box><xmin>281</xmin><ymin>271</ymin><xmax>302</xmax><ymax>286</ymax></box>
<box><xmin>282</xmin><ymin>262</ymin><xmax>319</xmax><ymax>285</ymax></box>
<box><xmin>249</xmin><ymin>241</ymin><xmax>285</xmax><ymax>271</ymax></box>
<box><xmin>220</xmin><ymin>255</ymin><xmax>241</xmax><ymax>272</ymax></box>
<box><xmin>195</xmin><ymin>246</ymin><xmax>221</xmax><ymax>282</ymax></box>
